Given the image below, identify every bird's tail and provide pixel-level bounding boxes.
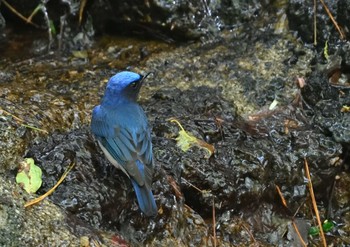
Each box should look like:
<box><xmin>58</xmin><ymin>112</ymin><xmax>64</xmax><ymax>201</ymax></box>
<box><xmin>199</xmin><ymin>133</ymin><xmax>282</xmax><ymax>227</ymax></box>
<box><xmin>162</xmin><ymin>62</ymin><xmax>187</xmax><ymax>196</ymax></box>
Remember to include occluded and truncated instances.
<box><xmin>131</xmin><ymin>179</ymin><xmax>157</xmax><ymax>217</ymax></box>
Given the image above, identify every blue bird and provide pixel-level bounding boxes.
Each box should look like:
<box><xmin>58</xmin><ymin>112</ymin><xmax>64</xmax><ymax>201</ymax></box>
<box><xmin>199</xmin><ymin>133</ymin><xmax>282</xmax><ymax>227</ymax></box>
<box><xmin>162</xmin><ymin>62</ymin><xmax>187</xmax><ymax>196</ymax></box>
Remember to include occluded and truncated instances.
<box><xmin>91</xmin><ymin>71</ymin><xmax>157</xmax><ymax>217</ymax></box>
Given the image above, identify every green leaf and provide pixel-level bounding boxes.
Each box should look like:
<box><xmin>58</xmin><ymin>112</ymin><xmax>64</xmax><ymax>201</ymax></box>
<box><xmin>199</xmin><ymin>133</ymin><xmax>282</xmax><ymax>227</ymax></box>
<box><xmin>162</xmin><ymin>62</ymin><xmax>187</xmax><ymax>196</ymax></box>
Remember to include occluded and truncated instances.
<box><xmin>308</xmin><ymin>220</ymin><xmax>335</xmax><ymax>236</ymax></box>
<box><xmin>49</xmin><ymin>20</ymin><xmax>56</xmax><ymax>36</ymax></box>
<box><xmin>16</xmin><ymin>158</ymin><xmax>42</xmax><ymax>194</ymax></box>
<box><xmin>308</xmin><ymin>226</ymin><xmax>320</xmax><ymax>236</ymax></box>
<box><xmin>322</xmin><ymin>220</ymin><xmax>334</xmax><ymax>232</ymax></box>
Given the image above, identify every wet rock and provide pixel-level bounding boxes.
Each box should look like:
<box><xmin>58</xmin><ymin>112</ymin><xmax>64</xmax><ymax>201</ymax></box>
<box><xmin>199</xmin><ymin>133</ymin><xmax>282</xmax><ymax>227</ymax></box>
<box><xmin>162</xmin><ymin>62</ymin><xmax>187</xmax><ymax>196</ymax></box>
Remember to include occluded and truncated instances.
<box><xmin>337</xmin><ymin>0</ymin><xmax>350</xmax><ymax>36</ymax></box>
<box><xmin>302</xmin><ymin>70</ymin><xmax>350</xmax><ymax>144</ymax></box>
<box><xmin>0</xmin><ymin>10</ymin><xmax>5</xmax><ymax>30</ymax></box>
<box><xmin>0</xmin><ymin>0</ymin><xmax>94</xmax><ymax>52</ymax></box>
<box><xmin>287</xmin><ymin>0</ymin><xmax>349</xmax><ymax>44</ymax></box>
<box><xmin>88</xmin><ymin>0</ymin><xmax>276</xmax><ymax>41</ymax></box>
<box><xmin>0</xmin><ymin>0</ymin><xmax>285</xmax><ymax>50</ymax></box>
<box><xmin>0</xmin><ymin>8</ymin><xmax>350</xmax><ymax>245</ymax></box>
<box><xmin>151</xmin><ymin>84</ymin><xmax>342</xmax><ymax>218</ymax></box>
<box><xmin>26</xmin><ymin>127</ymin><xmax>218</xmax><ymax>245</ymax></box>
<box><xmin>0</xmin><ymin>119</ymin><xmax>26</xmax><ymax>172</ymax></box>
<box><xmin>0</xmin><ymin>71</ymin><xmax>13</xmax><ymax>84</ymax></box>
<box><xmin>0</xmin><ymin>176</ymin><xmax>80</xmax><ymax>246</ymax></box>
<box><xmin>329</xmin><ymin>115</ymin><xmax>350</xmax><ymax>143</ymax></box>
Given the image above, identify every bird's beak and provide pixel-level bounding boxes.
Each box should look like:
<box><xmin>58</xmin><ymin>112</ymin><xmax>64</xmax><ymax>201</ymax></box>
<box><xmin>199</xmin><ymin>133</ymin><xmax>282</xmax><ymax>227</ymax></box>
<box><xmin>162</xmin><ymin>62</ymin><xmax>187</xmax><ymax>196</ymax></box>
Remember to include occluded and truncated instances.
<box><xmin>140</xmin><ymin>72</ymin><xmax>153</xmax><ymax>86</ymax></box>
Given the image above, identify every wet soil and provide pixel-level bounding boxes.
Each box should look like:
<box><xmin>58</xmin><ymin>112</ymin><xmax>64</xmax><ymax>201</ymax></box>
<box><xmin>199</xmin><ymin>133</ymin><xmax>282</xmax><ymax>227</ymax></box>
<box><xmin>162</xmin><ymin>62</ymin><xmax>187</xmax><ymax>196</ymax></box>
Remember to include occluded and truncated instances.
<box><xmin>1</xmin><ymin>10</ymin><xmax>350</xmax><ymax>247</ymax></box>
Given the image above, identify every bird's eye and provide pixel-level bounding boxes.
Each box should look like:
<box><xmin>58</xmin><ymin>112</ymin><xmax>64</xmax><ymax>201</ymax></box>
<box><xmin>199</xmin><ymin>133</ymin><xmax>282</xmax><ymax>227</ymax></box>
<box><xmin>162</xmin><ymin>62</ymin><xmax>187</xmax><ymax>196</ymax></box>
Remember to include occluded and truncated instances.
<box><xmin>130</xmin><ymin>82</ymin><xmax>138</xmax><ymax>88</ymax></box>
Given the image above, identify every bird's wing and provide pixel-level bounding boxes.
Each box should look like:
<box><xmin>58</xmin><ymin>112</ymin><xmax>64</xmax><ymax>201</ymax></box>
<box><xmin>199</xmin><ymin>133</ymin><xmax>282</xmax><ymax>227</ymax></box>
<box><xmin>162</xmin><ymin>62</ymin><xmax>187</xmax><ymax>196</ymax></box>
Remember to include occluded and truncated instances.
<box><xmin>102</xmin><ymin>127</ymin><xmax>153</xmax><ymax>187</ymax></box>
<box><xmin>92</xmin><ymin>107</ymin><xmax>153</xmax><ymax>187</ymax></box>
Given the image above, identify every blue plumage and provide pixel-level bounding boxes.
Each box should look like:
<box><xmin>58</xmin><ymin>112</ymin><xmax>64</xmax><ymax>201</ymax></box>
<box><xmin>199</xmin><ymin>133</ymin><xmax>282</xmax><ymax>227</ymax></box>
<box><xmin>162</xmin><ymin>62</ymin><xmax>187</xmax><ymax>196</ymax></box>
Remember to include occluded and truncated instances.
<box><xmin>91</xmin><ymin>71</ymin><xmax>157</xmax><ymax>216</ymax></box>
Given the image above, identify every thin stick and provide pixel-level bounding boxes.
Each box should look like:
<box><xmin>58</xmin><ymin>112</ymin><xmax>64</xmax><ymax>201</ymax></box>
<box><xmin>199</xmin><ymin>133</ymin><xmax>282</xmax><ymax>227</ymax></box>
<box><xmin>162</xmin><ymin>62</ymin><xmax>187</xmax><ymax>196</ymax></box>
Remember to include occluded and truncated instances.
<box><xmin>0</xmin><ymin>108</ymin><xmax>48</xmax><ymax>134</ymax></box>
<box><xmin>0</xmin><ymin>108</ymin><xmax>24</xmax><ymax>122</ymax></box>
<box><xmin>304</xmin><ymin>158</ymin><xmax>327</xmax><ymax>246</ymax></box>
<box><xmin>241</xmin><ymin>223</ymin><xmax>256</xmax><ymax>243</ymax></box>
<box><xmin>212</xmin><ymin>198</ymin><xmax>217</xmax><ymax>247</ymax></box>
<box><xmin>319</xmin><ymin>0</ymin><xmax>345</xmax><ymax>39</ymax></box>
<box><xmin>276</xmin><ymin>184</ymin><xmax>307</xmax><ymax>246</ymax></box>
<box><xmin>24</xmin><ymin>162</ymin><xmax>75</xmax><ymax>207</ymax></box>
<box><xmin>79</xmin><ymin>0</ymin><xmax>87</xmax><ymax>25</ymax></box>
<box><xmin>313</xmin><ymin>0</ymin><xmax>317</xmax><ymax>45</ymax></box>
<box><xmin>1</xmin><ymin>0</ymin><xmax>40</xmax><ymax>28</ymax></box>
<box><xmin>326</xmin><ymin>176</ymin><xmax>338</xmax><ymax>219</ymax></box>
<box><xmin>26</xmin><ymin>4</ymin><xmax>42</xmax><ymax>23</ymax></box>
<box><xmin>20</xmin><ymin>123</ymin><xmax>48</xmax><ymax>134</ymax></box>
<box><xmin>167</xmin><ymin>175</ymin><xmax>182</xmax><ymax>198</ymax></box>
<box><xmin>276</xmin><ymin>185</ymin><xmax>288</xmax><ymax>208</ymax></box>
<box><xmin>291</xmin><ymin>220</ymin><xmax>307</xmax><ymax>247</ymax></box>
<box><xmin>181</xmin><ymin>177</ymin><xmax>203</xmax><ymax>193</ymax></box>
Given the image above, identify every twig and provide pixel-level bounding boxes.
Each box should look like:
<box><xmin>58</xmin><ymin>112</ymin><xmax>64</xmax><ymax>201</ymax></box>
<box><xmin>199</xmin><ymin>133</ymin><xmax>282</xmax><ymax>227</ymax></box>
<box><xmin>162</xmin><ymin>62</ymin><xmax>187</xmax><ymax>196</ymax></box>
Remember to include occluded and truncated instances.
<box><xmin>326</xmin><ymin>176</ymin><xmax>338</xmax><ymax>219</ymax></box>
<box><xmin>241</xmin><ymin>223</ymin><xmax>256</xmax><ymax>243</ymax></box>
<box><xmin>304</xmin><ymin>158</ymin><xmax>327</xmax><ymax>246</ymax></box>
<box><xmin>1</xmin><ymin>0</ymin><xmax>40</xmax><ymax>28</ymax></box>
<box><xmin>313</xmin><ymin>0</ymin><xmax>317</xmax><ymax>45</ymax></box>
<box><xmin>79</xmin><ymin>0</ymin><xmax>87</xmax><ymax>25</ymax></box>
<box><xmin>181</xmin><ymin>177</ymin><xmax>205</xmax><ymax>193</ymax></box>
<box><xmin>319</xmin><ymin>0</ymin><xmax>345</xmax><ymax>39</ymax></box>
<box><xmin>276</xmin><ymin>185</ymin><xmax>288</xmax><ymax>208</ymax></box>
<box><xmin>0</xmin><ymin>108</ymin><xmax>48</xmax><ymax>134</ymax></box>
<box><xmin>24</xmin><ymin>162</ymin><xmax>75</xmax><ymax>207</ymax></box>
<box><xmin>276</xmin><ymin>184</ymin><xmax>307</xmax><ymax>246</ymax></box>
<box><xmin>291</xmin><ymin>221</ymin><xmax>307</xmax><ymax>247</ymax></box>
<box><xmin>212</xmin><ymin>198</ymin><xmax>217</xmax><ymax>247</ymax></box>
<box><xmin>26</xmin><ymin>4</ymin><xmax>42</xmax><ymax>24</ymax></box>
<box><xmin>20</xmin><ymin>123</ymin><xmax>48</xmax><ymax>134</ymax></box>
<box><xmin>167</xmin><ymin>175</ymin><xmax>182</xmax><ymax>198</ymax></box>
<box><xmin>0</xmin><ymin>108</ymin><xmax>24</xmax><ymax>122</ymax></box>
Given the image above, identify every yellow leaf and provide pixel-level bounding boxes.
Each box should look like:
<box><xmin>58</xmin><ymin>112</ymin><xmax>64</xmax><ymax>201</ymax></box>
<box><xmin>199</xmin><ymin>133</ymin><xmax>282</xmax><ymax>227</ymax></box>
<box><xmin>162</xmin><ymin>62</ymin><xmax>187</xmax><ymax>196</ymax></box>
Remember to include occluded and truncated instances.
<box><xmin>341</xmin><ymin>105</ymin><xmax>350</xmax><ymax>113</ymax></box>
<box><xmin>169</xmin><ymin>118</ymin><xmax>214</xmax><ymax>158</ymax></box>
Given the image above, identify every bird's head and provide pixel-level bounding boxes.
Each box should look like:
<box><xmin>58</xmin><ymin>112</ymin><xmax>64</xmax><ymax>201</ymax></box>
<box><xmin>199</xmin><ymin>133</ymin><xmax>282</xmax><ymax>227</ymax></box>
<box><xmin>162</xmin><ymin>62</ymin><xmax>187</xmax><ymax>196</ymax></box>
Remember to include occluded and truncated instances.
<box><xmin>103</xmin><ymin>71</ymin><xmax>149</xmax><ymax>104</ymax></box>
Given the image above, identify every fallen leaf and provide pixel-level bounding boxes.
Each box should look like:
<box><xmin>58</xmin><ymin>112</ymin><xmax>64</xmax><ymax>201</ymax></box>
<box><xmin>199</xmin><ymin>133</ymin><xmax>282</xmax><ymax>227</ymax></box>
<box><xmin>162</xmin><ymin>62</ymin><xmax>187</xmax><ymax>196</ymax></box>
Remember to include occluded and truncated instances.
<box><xmin>16</xmin><ymin>158</ymin><xmax>42</xmax><ymax>194</ymax></box>
<box><xmin>169</xmin><ymin>118</ymin><xmax>215</xmax><ymax>158</ymax></box>
<box><xmin>25</xmin><ymin>162</ymin><xmax>75</xmax><ymax>208</ymax></box>
<box><xmin>341</xmin><ymin>105</ymin><xmax>350</xmax><ymax>113</ymax></box>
